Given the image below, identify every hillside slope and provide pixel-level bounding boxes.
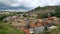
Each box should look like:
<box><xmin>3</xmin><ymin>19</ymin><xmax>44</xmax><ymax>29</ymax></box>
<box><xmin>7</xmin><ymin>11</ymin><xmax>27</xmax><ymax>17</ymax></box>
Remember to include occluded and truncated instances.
<box><xmin>0</xmin><ymin>23</ymin><xmax>26</xmax><ymax>34</ymax></box>
<box><xmin>28</xmin><ymin>6</ymin><xmax>60</xmax><ymax>15</ymax></box>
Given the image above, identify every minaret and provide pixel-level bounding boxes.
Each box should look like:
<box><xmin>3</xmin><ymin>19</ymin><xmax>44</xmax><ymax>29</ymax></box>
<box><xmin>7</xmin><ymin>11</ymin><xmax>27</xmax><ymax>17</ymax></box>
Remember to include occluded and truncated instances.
<box><xmin>48</xmin><ymin>13</ymin><xmax>51</xmax><ymax>23</ymax></box>
<box><xmin>48</xmin><ymin>13</ymin><xmax>51</xmax><ymax>20</ymax></box>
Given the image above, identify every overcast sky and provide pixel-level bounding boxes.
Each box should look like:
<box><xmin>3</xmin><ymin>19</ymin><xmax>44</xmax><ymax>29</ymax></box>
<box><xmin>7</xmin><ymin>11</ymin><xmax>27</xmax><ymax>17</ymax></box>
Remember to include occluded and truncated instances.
<box><xmin>0</xmin><ymin>0</ymin><xmax>60</xmax><ymax>11</ymax></box>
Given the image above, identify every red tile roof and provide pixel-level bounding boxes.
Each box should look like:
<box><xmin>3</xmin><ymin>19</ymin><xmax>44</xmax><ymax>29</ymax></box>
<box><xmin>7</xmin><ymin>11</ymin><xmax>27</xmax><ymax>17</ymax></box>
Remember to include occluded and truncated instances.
<box><xmin>29</xmin><ymin>19</ymin><xmax>51</xmax><ymax>28</ymax></box>
<box><xmin>21</xmin><ymin>28</ymin><xmax>30</xmax><ymax>34</ymax></box>
<box><xmin>29</xmin><ymin>22</ymin><xmax>43</xmax><ymax>28</ymax></box>
<box><xmin>36</xmin><ymin>22</ymin><xmax>43</xmax><ymax>27</ymax></box>
<box><xmin>29</xmin><ymin>23</ymin><xmax>36</xmax><ymax>28</ymax></box>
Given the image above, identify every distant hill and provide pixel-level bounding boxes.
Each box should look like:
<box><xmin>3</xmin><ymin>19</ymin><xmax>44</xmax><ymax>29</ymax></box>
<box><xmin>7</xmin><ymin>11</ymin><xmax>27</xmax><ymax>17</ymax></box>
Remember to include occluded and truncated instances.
<box><xmin>27</xmin><ymin>6</ymin><xmax>60</xmax><ymax>15</ymax></box>
<box><xmin>0</xmin><ymin>3</ymin><xmax>28</xmax><ymax>10</ymax></box>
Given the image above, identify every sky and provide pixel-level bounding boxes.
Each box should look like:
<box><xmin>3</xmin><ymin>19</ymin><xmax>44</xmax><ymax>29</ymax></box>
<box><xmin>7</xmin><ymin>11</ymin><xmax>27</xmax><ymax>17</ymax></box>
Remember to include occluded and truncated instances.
<box><xmin>0</xmin><ymin>0</ymin><xmax>60</xmax><ymax>11</ymax></box>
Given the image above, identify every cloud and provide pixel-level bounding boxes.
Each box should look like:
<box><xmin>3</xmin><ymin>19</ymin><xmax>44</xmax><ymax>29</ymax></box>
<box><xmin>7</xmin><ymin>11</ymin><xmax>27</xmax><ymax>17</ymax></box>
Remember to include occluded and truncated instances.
<box><xmin>0</xmin><ymin>0</ymin><xmax>60</xmax><ymax>10</ymax></box>
<box><xmin>39</xmin><ymin>0</ymin><xmax>60</xmax><ymax>7</ymax></box>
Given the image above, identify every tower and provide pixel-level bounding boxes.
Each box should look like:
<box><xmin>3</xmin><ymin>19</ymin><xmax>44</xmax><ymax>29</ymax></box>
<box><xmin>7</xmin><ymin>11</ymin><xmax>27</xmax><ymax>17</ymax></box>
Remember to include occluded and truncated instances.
<box><xmin>48</xmin><ymin>13</ymin><xmax>51</xmax><ymax>20</ymax></box>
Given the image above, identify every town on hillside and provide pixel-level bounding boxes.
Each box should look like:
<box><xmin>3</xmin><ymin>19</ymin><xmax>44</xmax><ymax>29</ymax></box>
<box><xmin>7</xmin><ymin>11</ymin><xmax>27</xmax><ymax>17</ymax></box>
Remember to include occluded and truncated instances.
<box><xmin>0</xmin><ymin>6</ymin><xmax>60</xmax><ymax>34</ymax></box>
<box><xmin>2</xmin><ymin>12</ymin><xmax>60</xmax><ymax>34</ymax></box>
